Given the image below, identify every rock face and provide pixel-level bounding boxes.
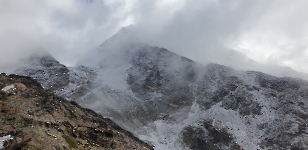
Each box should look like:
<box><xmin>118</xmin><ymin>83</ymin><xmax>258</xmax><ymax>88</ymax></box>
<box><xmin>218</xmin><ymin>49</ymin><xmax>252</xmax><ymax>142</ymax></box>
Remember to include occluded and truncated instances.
<box><xmin>0</xmin><ymin>73</ymin><xmax>152</xmax><ymax>150</ymax></box>
<box><xmin>181</xmin><ymin>119</ymin><xmax>241</xmax><ymax>150</ymax></box>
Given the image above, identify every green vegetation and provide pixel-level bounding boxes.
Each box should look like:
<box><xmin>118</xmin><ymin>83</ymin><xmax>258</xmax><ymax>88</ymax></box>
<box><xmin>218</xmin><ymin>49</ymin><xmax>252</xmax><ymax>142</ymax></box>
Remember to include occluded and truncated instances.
<box><xmin>62</xmin><ymin>135</ymin><xmax>78</xmax><ymax>148</ymax></box>
<box><xmin>20</xmin><ymin>145</ymin><xmax>41</xmax><ymax>150</ymax></box>
<box><xmin>0</xmin><ymin>100</ymin><xmax>7</xmax><ymax>105</ymax></box>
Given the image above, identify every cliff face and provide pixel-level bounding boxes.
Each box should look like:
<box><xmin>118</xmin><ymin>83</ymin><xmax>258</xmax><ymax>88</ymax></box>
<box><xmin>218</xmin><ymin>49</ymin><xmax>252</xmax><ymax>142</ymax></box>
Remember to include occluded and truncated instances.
<box><xmin>0</xmin><ymin>74</ymin><xmax>152</xmax><ymax>150</ymax></box>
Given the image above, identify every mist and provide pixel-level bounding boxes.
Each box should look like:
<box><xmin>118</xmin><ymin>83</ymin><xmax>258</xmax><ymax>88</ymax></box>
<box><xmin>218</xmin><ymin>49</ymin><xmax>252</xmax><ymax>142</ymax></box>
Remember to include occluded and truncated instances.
<box><xmin>1</xmin><ymin>0</ymin><xmax>308</xmax><ymax>78</ymax></box>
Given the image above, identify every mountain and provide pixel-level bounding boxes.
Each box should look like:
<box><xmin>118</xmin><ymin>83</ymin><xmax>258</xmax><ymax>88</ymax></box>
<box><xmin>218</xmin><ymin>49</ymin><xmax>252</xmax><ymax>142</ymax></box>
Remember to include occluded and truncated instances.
<box><xmin>5</xmin><ymin>28</ymin><xmax>308</xmax><ymax>149</ymax></box>
<box><xmin>0</xmin><ymin>73</ymin><xmax>152</xmax><ymax>149</ymax></box>
<box><xmin>76</xmin><ymin>28</ymin><xmax>308</xmax><ymax>149</ymax></box>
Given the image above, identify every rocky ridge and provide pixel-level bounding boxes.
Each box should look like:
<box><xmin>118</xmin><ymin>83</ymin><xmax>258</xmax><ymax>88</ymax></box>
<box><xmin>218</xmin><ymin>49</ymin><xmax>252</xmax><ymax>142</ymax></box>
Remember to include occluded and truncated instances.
<box><xmin>0</xmin><ymin>73</ymin><xmax>152</xmax><ymax>150</ymax></box>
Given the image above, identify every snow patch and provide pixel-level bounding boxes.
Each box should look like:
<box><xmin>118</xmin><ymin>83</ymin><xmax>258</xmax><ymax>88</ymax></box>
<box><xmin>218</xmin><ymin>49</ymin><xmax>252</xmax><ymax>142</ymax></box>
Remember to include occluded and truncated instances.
<box><xmin>0</xmin><ymin>135</ymin><xmax>13</xmax><ymax>149</ymax></box>
<box><xmin>1</xmin><ymin>84</ymin><xmax>15</xmax><ymax>92</ymax></box>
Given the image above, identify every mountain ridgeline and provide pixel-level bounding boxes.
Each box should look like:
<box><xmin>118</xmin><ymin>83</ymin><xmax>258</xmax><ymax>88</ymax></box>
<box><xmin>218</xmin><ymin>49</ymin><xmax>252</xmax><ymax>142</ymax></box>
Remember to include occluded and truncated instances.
<box><xmin>5</xmin><ymin>29</ymin><xmax>308</xmax><ymax>149</ymax></box>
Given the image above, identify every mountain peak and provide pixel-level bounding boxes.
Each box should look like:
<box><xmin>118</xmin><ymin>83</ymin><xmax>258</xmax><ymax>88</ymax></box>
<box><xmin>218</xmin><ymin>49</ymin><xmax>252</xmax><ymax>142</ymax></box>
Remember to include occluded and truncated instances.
<box><xmin>99</xmin><ymin>25</ymin><xmax>140</xmax><ymax>48</ymax></box>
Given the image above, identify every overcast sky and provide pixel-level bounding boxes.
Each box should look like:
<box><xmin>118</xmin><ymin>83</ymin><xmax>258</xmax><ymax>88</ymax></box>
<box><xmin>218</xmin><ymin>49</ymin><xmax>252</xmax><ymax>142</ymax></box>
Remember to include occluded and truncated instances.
<box><xmin>1</xmin><ymin>0</ymin><xmax>308</xmax><ymax>73</ymax></box>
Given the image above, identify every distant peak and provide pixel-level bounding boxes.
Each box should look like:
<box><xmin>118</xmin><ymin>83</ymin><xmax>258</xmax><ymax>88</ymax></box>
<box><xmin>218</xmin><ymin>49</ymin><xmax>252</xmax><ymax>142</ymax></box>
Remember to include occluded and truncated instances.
<box><xmin>118</xmin><ymin>25</ymin><xmax>135</xmax><ymax>34</ymax></box>
<box><xmin>99</xmin><ymin>25</ymin><xmax>140</xmax><ymax>48</ymax></box>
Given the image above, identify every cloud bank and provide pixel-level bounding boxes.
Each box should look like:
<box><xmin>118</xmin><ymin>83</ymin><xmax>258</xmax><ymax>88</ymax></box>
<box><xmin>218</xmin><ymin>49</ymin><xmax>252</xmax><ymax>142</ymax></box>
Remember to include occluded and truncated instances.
<box><xmin>0</xmin><ymin>0</ymin><xmax>308</xmax><ymax>74</ymax></box>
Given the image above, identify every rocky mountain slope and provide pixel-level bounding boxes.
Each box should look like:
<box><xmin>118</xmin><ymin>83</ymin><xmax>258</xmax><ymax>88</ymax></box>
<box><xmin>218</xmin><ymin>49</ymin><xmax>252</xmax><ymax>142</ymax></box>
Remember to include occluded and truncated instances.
<box><xmin>6</xmin><ymin>28</ymin><xmax>308</xmax><ymax>149</ymax></box>
<box><xmin>77</xmin><ymin>29</ymin><xmax>308</xmax><ymax>149</ymax></box>
<box><xmin>0</xmin><ymin>73</ymin><xmax>152</xmax><ymax>150</ymax></box>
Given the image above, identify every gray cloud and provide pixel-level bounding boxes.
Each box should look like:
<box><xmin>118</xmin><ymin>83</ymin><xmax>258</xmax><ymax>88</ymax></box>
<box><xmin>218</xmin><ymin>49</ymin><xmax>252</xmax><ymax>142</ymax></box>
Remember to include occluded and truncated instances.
<box><xmin>0</xmin><ymin>0</ymin><xmax>308</xmax><ymax>75</ymax></box>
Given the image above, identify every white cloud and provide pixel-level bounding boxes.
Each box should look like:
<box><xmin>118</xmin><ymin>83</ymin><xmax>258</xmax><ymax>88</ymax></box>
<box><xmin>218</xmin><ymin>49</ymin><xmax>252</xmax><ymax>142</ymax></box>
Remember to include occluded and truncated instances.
<box><xmin>226</xmin><ymin>0</ymin><xmax>308</xmax><ymax>72</ymax></box>
<box><xmin>0</xmin><ymin>0</ymin><xmax>308</xmax><ymax>74</ymax></box>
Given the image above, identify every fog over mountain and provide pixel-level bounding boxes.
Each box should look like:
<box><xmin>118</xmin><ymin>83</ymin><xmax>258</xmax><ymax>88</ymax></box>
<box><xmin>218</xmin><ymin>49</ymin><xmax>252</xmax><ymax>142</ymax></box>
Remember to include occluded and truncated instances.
<box><xmin>2</xmin><ymin>28</ymin><xmax>307</xmax><ymax>149</ymax></box>
<box><xmin>78</xmin><ymin>26</ymin><xmax>308</xmax><ymax>81</ymax></box>
<box><xmin>1</xmin><ymin>1</ymin><xmax>308</xmax><ymax>150</ymax></box>
<box><xmin>1</xmin><ymin>0</ymin><xmax>308</xmax><ymax>74</ymax></box>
